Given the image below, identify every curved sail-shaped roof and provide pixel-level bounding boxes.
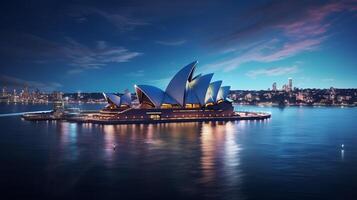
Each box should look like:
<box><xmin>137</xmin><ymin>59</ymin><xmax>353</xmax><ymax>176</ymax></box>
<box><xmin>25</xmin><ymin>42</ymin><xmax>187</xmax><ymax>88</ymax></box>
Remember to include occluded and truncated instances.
<box><xmin>103</xmin><ymin>93</ymin><xmax>121</xmax><ymax>107</ymax></box>
<box><xmin>121</xmin><ymin>89</ymin><xmax>132</xmax><ymax>105</ymax></box>
<box><xmin>162</xmin><ymin>93</ymin><xmax>179</xmax><ymax>104</ymax></box>
<box><xmin>184</xmin><ymin>73</ymin><xmax>203</xmax><ymax>104</ymax></box>
<box><xmin>135</xmin><ymin>85</ymin><xmax>165</xmax><ymax>108</ymax></box>
<box><xmin>185</xmin><ymin>82</ymin><xmax>199</xmax><ymax>104</ymax></box>
<box><xmin>185</xmin><ymin>73</ymin><xmax>213</xmax><ymax>105</ymax></box>
<box><xmin>205</xmin><ymin>81</ymin><xmax>222</xmax><ymax>104</ymax></box>
<box><xmin>165</xmin><ymin>61</ymin><xmax>197</xmax><ymax>106</ymax></box>
<box><xmin>103</xmin><ymin>92</ymin><xmax>107</xmax><ymax>101</ymax></box>
<box><xmin>192</xmin><ymin>73</ymin><xmax>213</xmax><ymax>105</ymax></box>
<box><xmin>217</xmin><ymin>86</ymin><xmax>231</xmax><ymax>102</ymax></box>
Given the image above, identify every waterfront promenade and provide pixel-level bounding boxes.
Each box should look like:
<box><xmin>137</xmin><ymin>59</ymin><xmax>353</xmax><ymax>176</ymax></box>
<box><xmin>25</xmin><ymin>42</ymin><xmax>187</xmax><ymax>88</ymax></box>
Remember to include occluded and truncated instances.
<box><xmin>22</xmin><ymin>110</ymin><xmax>271</xmax><ymax>124</ymax></box>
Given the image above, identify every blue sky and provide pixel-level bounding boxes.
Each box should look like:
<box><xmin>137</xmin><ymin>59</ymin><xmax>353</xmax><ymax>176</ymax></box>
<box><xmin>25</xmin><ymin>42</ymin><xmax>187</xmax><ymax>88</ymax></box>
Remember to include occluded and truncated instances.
<box><xmin>0</xmin><ymin>0</ymin><xmax>356</xmax><ymax>92</ymax></box>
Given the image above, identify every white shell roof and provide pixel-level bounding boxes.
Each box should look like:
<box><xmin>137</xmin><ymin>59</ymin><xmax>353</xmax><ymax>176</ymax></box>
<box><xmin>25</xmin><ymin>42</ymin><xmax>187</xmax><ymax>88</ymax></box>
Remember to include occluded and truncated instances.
<box><xmin>121</xmin><ymin>89</ymin><xmax>132</xmax><ymax>105</ymax></box>
<box><xmin>190</xmin><ymin>73</ymin><xmax>213</xmax><ymax>105</ymax></box>
<box><xmin>103</xmin><ymin>93</ymin><xmax>121</xmax><ymax>107</ymax></box>
<box><xmin>135</xmin><ymin>85</ymin><xmax>165</xmax><ymax>108</ymax></box>
<box><xmin>132</xmin><ymin>61</ymin><xmax>232</xmax><ymax>108</ymax></box>
<box><xmin>162</xmin><ymin>93</ymin><xmax>179</xmax><ymax>104</ymax></box>
<box><xmin>217</xmin><ymin>86</ymin><xmax>231</xmax><ymax>102</ymax></box>
<box><xmin>185</xmin><ymin>87</ymin><xmax>199</xmax><ymax>104</ymax></box>
<box><xmin>165</xmin><ymin>61</ymin><xmax>197</xmax><ymax>106</ymax></box>
<box><xmin>205</xmin><ymin>80</ymin><xmax>222</xmax><ymax>104</ymax></box>
<box><xmin>185</xmin><ymin>77</ymin><xmax>199</xmax><ymax>104</ymax></box>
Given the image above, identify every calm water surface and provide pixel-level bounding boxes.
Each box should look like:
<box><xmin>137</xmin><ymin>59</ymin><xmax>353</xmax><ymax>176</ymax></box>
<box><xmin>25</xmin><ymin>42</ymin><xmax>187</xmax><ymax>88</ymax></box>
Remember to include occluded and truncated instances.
<box><xmin>0</xmin><ymin>103</ymin><xmax>356</xmax><ymax>200</ymax></box>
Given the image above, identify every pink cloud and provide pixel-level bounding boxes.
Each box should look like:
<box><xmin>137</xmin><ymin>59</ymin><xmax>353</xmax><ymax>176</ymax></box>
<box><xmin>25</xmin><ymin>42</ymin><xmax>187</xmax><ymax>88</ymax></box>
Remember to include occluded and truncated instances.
<box><xmin>206</xmin><ymin>37</ymin><xmax>323</xmax><ymax>72</ymax></box>
<box><xmin>259</xmin><ymin>38</ymin><xmax>323</xmax><ymax>62</ymax></box>
<box><xmin>204</xmin><ymin>1</ymin><xmax>357</xmax><ymax>73</ymax></box>
<box><xmin>279</xmin><ymin>1</ymin><xmax>354</xmax><ymax>38</ymax></box>
<box><xmin>246</xmin><ymin>65</ymin><xmax>298</xmax><ymax>78</ymax></box>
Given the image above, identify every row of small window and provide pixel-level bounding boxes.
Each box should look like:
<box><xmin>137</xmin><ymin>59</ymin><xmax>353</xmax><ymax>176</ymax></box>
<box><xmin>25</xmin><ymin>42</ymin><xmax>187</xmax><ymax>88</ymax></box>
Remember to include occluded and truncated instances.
<box><xmin>93</xmin><ymin>113</ymin><xmax>231</xmax><ymax>120</ymax></box>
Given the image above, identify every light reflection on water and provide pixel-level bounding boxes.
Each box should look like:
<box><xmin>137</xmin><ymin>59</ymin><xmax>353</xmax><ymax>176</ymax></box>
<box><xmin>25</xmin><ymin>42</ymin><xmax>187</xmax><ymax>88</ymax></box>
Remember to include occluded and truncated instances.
<box><xmin>341</xmin><ymin>149</ymin><xmax>345</xmax><ymax>161</ymax></box>
<box><xmin>89</xmin><ymin>121</ymin><xmax>246</xmax><ymax>191</ymax></box>
<box><xmin>58</xmin><ymin>122</ymin><xmax>79</xmax><ymax>160</ymax></box>
<box><xmin>1</xmin><ymin>105</ymin><xmax>357</xmax><ymax>199</ymax></box>
<box><xmin>103</xmin><ymin>125</ymin><xmax>116</xmax><ymax>164</ymax></box>
<box><xmin>200</xmin><ymin>122</ymin><xmax>216</xmax><ymax>184</ymax></box>
<box><xmin>199</xmin><ymin>122</ymin><xmax>244</xmax><ymax>198</ymax></box>
<box><xmin>223</xmin><ymin>122</ymin><xmax>241</xmax><ymax>187</ymax></box>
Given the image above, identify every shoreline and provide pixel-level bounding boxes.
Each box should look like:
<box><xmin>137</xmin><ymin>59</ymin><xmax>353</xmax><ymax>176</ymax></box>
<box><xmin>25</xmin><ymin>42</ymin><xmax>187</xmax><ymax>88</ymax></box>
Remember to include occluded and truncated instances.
<box><xmin>234</xmin><ymin>103</ymin><xmax>356</xmax><ymax>107</ymax></box>
<box><xmin>1</xmin><ymin>101</ymin><xmax>355</xmax><ymax>107</ymax></box>
<box><xmin>22</xmin><ymin>111</ymin><xmax>271</xmax><ymax>124</ymax></box>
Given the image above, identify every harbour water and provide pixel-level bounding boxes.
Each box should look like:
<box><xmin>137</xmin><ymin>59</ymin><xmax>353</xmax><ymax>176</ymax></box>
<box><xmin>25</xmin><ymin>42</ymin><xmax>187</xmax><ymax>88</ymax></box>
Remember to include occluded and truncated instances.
<box><xmin>0</xmin><ymin>103</ymin><xmax>356</xmax><ymax>199</ymax></box>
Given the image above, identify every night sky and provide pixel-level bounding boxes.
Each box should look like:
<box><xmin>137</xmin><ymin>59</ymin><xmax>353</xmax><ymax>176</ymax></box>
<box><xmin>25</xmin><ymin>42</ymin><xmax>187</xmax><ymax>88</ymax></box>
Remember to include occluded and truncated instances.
<box><xmin>0</xmin><ymin>0</ymin><xmax>356</xmax><ymax>92</ymax></box>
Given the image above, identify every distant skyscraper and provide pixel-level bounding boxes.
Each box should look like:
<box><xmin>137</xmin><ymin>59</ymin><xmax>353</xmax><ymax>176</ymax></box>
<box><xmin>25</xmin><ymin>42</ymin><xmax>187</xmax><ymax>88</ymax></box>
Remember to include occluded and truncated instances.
<box><xmin>52</xmin><ymin>91</ymin><xmax>63</xmax><ymax>101</ymax></box>
<box><xmin>272</xmin><ymin>82</ymin><xmax>277</xmax><ymax>91</ymax></box>
<box><xmin>2</xmin><ymin>87</ymin><xmax>7</xmax><ymax>96</ymax></box>
<box><xmin>22</xmin><ymin>86</ymin><xmax>30</xmax><ymax>99</ymax></box>
<box><xmin>288</xmin><ymin>78</ymin><xmax>293</xmax><ymax>91</ymax></box>
<box><xmin>281</xmin><ymin>84</ymin><xmax>288</xmax><ymax>91</ymax></box>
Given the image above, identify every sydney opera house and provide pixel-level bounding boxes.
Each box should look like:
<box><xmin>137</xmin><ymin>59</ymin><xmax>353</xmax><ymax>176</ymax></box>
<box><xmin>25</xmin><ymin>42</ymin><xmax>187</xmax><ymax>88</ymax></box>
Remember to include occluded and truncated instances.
<box><xmin>95</xmin><ymin>61</ymin><xmax>238</xmax><ymax>122</ymax></box>
<box><xmin>103</xmin><ymin>61</ymin><xmax>231</xmax><ymax>110</ymax></box>
<box><xmin>23</xmin><ymin>61</ymin><xmax>271</xmax><ymax>123</ymax></box>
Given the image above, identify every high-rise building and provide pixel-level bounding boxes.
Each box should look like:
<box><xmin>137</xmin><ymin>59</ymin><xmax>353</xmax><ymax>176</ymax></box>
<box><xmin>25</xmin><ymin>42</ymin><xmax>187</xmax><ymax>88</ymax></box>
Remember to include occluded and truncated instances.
<box><xmin>52</xmin><ymin>91</ymin><xmax>63</xmax><ymax>101</ymax></box>
<box><xmin>272</xmin><ymin>82</ymin><xmax>277</xmax><ymax>91</ymax></box>
<box><xmin>22</xmin><ymin>86</ymin><xmax>30</xmax><ymax>99</ymax></box>
<box><xmin>288</xmin><ymin>78</ymin><xmax>293</xmax><ymax>91</ymax></box>
<box><xmin>12</xmin><ymin>89</ymin><xmax>18</xmax><ymax>102</ymax></box>
<box><xmin>2</xmin><ymin>87</ymin><xmax>7</xmax><ymax>97</ymax></box>
<box><xmin>77</xmin><ymin>91</ymin><xmax>81</xmax><ymax>100</ymax></box>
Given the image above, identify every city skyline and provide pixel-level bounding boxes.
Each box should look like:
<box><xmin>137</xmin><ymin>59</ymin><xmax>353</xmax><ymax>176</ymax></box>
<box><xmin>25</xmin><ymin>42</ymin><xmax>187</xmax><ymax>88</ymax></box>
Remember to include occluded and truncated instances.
<box><xmin>0</xmin><ymin>0</ymin><xmax>357</xmax><ymax>92</ymax></box>
<box><xmin>0</xmin><ymin>77</ymin><xmax>351</xmax><ymax>94</ymax></box>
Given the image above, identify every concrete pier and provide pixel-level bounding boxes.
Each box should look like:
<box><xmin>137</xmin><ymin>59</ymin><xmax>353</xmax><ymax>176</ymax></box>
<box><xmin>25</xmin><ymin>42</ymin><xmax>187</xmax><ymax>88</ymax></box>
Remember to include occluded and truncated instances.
<box><xmin>23</xmin><ymin>111</ymin><xmax>271</xmax><ymax>124</ymax></box>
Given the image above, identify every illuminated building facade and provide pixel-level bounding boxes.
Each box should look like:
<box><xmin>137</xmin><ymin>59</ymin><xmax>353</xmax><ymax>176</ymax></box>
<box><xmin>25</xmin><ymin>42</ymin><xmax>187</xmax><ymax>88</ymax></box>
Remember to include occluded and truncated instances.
<box><xmin>134</xmin><ymin>61</ymin><xmax>231</xmax><ymax>109</ymax></box>
<box><xmin>97</xmin><ymin>61</ymin><xmax>235</xmax><ymax>121</ymax></box>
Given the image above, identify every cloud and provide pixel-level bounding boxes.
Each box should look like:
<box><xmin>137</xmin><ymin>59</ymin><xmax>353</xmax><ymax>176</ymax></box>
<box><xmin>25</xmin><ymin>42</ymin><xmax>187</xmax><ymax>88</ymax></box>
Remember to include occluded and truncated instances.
<box><xmin>246</xmin><ymin>65</ymin><xmax>298</xmax><ymax>78</ymax></box>
<box><xmin>0</xmin><ymin>75</ymin><xmax>62</xmax><ymax>91</ymax></box>
<box><xmin>155</xmin><ymin>39</ymin><xmax>186</xmax><ymax>46</ymax></box>
<box><xmin>96</xmin><ymin>41</ymin><xmax>107</xmax><ymax>49</ymax></box>
<box><xmin>275</xmin><ymin>2</ymin><xmax>357</xmax><ymax>40</ymax></box>
<box><xmin>206</xmin><ymin>37</ymin><xmax>322</xmax><ymax>72</ymax></box>
<box><xmin>76</xmin><ymin>17</ymin><xmax>87</xmax><ymax>23</ymax></box>
<box><xmin>256</xmin><ymin>38</ymin><xmax>323</xmax><ymax>62</ymax></box>
<box><xmin>97</xmin><ymin>11</ymin><xmax>150</xmax><ymax>31</ymax></box>
<box><xmin>0</xmin><ymin>32</ymin><xmax>142</xmax><ymax>74</ymax></box>
<box><xmin>62</xmin><ymin>37</ymin><xmax>142</xmax><ymax>73</ymax></box>
<box><xmin>70</xmin><ymin>7</ymin><xmax>150</xmax><ymax>32</ymax></box>
<box><xmin>125</xmin><ymin>70</ymin><xmax>145</xmax><ymax>77</ymax></box>
<box><xmin>0</xmin><ymin>32</ymin><xmax>62</xmax><ymax>60</ymax></box>
<box><xmin>66</xmin><ymin>65</ymin><xmax>103</xmax><ymax>74</ymax></box>
<box><xmin>205</xmin><ymin>1</ymin><xmax>356</xmax><ymax>72</ymax></box>
<box><xmin>220</xmin><ymin>1</ymin><xmax>356</xmax><ymax>44</ymax></box>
